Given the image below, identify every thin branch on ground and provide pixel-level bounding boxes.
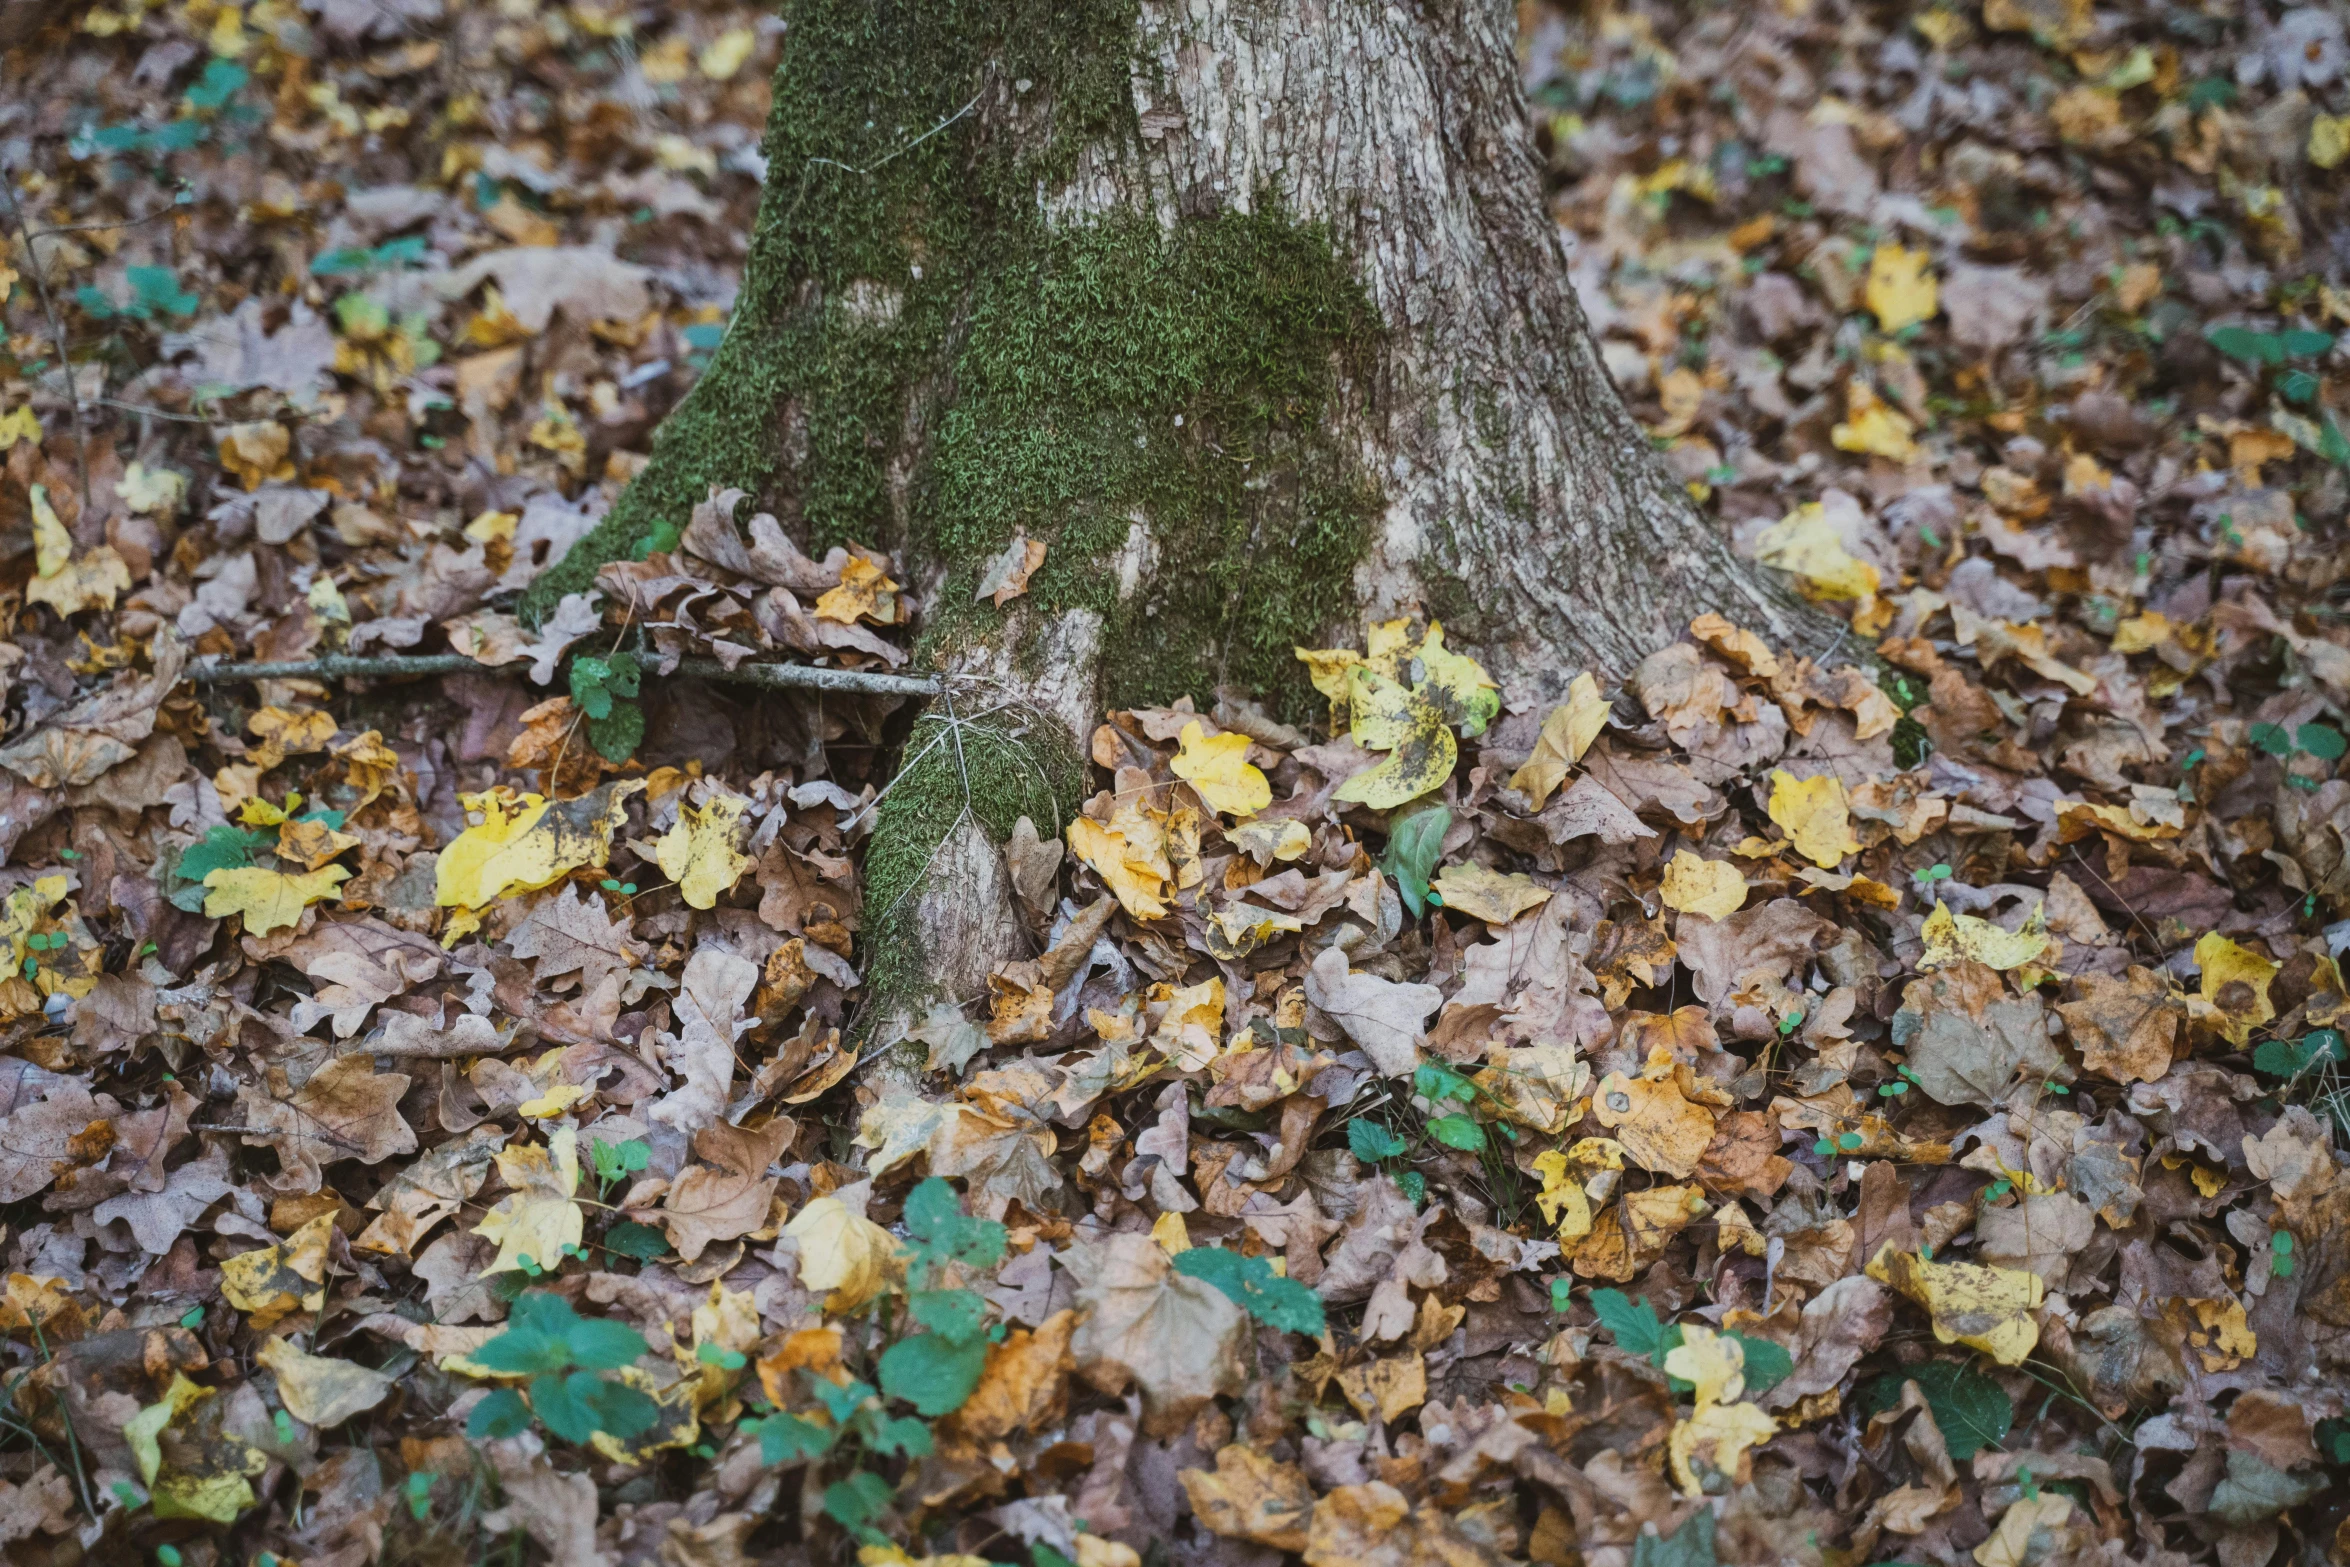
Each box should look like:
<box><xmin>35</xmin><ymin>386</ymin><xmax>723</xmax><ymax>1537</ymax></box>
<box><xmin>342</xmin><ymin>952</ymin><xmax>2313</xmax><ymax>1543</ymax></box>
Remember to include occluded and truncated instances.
<box><xmin>185</xmin><ymin>651</ymin><xmax>943</xmax><ymax>698</ymax></box>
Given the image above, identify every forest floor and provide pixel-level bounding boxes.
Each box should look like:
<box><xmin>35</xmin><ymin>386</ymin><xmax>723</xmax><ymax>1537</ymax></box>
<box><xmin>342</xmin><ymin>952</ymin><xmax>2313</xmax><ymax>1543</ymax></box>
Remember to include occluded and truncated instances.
<box><xmin>3</xmin><ymin>0</ymin><xmax>2350</xmax><ymax>1565</ymax></box>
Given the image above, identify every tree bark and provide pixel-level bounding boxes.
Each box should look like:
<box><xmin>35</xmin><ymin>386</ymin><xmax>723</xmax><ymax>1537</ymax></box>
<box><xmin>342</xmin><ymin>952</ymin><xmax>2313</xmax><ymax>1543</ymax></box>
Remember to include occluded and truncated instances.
<box><xmin>525</xmin><ymin>0</ymin><xmax>1829</xmax><ymax>1023</ymax></box>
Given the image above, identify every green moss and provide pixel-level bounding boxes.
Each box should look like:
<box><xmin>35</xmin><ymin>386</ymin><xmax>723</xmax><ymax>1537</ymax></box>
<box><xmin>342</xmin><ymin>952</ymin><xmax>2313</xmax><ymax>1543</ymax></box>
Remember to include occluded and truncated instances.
<box><xmin>925</xmin><ymin>207</ymin><xmax>1379</xmax><ymax>721</ymax></box>
<box><xmin>523</xmin><ymin>0</ymin><xmax>1144</xmax><ymax>618</ymax></box>
<box><xmin>861</xmin><ymin>706</ymin><xmax>1084</xmax><ymax>1006</ymax></box>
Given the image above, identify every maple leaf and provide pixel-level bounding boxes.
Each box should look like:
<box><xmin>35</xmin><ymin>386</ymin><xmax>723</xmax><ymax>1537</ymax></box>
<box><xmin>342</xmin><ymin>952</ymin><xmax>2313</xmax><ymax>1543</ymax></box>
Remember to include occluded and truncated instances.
<box><xmin>475</xmin><ymin>1127</ymin><xmax>585</xmax><ymax>1274</ymax></box>
<box><xmin>655</xmin><ymin>790</ymin><xmax>753</xmax><ymax>909</ymax></box>
<box><xmin>1866</xmin><ymin>1242</ymin><xmax>2044</xmax><ymax>1365</ymax></box>
<box><xmin>1170</xmin><ymin>720</ymin><xmax>1270</xmax><ymax>818</ymax></box>
<box><xmin>1865</xmin><ymin>242</ymin><xmax>1939</xmax><ymax>331</ymax></box>
<box><xmin>1766</xmin><ymin>769</ymin><xmax>1862</xmax><ymax>868</ymax></box>
<box><xmin>1064</xmin><ymin>1230</ymin><xmax>1247</xmax><ymax>1435</ymax></box>
<box><xmin>507</xmin><ymin>882</ymin><xmax>646</xmax><ymax>991</ymax></box>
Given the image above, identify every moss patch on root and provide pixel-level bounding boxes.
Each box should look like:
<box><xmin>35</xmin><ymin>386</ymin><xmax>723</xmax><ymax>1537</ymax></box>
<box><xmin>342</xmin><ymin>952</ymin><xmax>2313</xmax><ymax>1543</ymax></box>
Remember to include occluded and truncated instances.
<box><xmin>860</xmin><ymin>704</ymin><xmax>1085</xmax><ymax>1008</ymax></box>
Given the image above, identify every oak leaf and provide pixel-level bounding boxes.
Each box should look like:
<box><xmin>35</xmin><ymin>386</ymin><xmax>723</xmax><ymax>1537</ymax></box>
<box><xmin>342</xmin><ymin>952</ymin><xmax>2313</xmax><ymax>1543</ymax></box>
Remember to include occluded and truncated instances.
<box><xmin>662</xmin><ymin>1117</ymin><xmax>793</xmax><ymax>1261</ymax></box>
<box><xmin>1304</xmin><ymin>946</ymin><xmax>1441</xmax><ymax>1077</ymax></box>
<box><xmin>202</xmin><ymin>864</ymin><xmax>351</xmax><ymax>935</ymax></box>
<box><xmin>236</xmin><ymin>1056</ymin><xmax>415</xmax><ymax>1194</ymax></box>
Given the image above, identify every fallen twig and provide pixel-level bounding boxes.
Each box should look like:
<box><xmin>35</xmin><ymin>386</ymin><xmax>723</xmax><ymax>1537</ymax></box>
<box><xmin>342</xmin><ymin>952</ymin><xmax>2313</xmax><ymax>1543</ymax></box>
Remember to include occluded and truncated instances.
<box><xmin>186</xmin><ymin>650</ymin><xmax>943</xmax><ymax>698</ymax></box>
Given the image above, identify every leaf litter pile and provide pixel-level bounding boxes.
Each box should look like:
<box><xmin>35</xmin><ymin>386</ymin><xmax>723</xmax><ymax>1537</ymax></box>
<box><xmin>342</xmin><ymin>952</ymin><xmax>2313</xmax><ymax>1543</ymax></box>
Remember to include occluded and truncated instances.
<box><xmin>5</xmin><ymin>0</ymin><xmax>2350</xmax><ymax>1563</ymax></box>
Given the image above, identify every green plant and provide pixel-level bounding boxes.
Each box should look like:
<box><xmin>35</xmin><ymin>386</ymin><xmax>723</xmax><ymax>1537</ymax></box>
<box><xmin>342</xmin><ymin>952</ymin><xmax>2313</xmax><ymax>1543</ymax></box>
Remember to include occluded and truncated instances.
<box><xmin>312</xmin><ymin>235</ymin><xmax>431</xmax><ymax>278</ymax></box>
<box><xmin>568</xmin><ymin>651</ymin><xmax>645</xmax><ymax>762</ymax></box>
<box><xmin>1587</xmin><ymin>1289</ymin><xmax>1792</xmax><ymax>1396</ymax></box>
<box><xmin>590</xmin><ymin>1136</ymin><xmax>650</xmax><ymax>1199</ymax></box>
<box><xmin>1173</xmin><ymin>1246</ymin><xmax>1324</xmax><ymax>1334</ymax></box>
<box><xmin>1381</xmin><ymin>803</ymin><xmax>1450</xmax><ymax>918</ymax></box>
<box><xmin>465</xmin><ymin>1293</ymin><xmax>660</xmax><ymax>1447</ymax></box>
<box><xmin>1861</xmin><ymin>1360</ymin><xmax>2012</xmax><ymax>1459</ymax></box>
<box><xmin>2254</xmin><ymin>1028</ymin><xmax>2345</xmax><ymax>1081</ymax></box>
<box><xmin>2208</xmin><ymin>325</ymin><xmax>2350</xmax><ymax>465</ymax></box>
<box><xmin>75</xmin><ymin>266</ymin><xmax>198</xmax><ymax>322</ymax></box>
<box><xmin>738</xmin><ymin>1178</ymin><xmax>1009</xmax><ymax>1546</ymax></box>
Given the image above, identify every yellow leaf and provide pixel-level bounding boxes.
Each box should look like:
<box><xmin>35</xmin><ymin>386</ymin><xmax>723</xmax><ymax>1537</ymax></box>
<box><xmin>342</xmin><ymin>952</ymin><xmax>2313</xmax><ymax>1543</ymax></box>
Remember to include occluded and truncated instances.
<box><xmin>1755</xmin><ymin>501</ymin><xmax>1884</xmax><ymax>602</ymax></box>
<box><xmin>218</xmin><ymin>420</ymin><xmax>293</xmax><ymax>489</ymax></box>
<box><xmin>2313</xmin><ymin>114</ymin><xmax>2350</xmax><ymax>171</ymax></box>
<box><xmin>1660</xmin><ymin>850</ymin><xmax>1746</xmax><ymax>920</ymax></box>
<box><xmin>248</xmin><ymin>705</ymin><xmax>337</xmax><ymax>770</ymax></box>
<box><xmin>1402</xmin><ymin>623</ymin><xmax>1500</xmax><ymax>736</ymax></box>
<box><xmin>25</xmin><ymin>484</ymin><xmax>132</xmax><ymax>618</ymax></box>
<box><xmin>125</xmin><ymin>1374</ymin><xmax>266</xmax><ymax>1523</ymax></box>
<box><xmin>1227</xmin><ymin>817</ymin><xmax>1311</xmax><ymax>863</ymax></box>
<box><xmin>1068</xmin><ymin>809</ymin><xmax>1171</xmax><ymax>919</ymax></box>
<box><xmin>1668</xmin><ymin>1398</ymin><xmax>1779</xmax><ymax>1496</ymax></box>
<box><xmin>2192</xmin><ymin>932</ymin><xmax>2277</xmax><ymax>1046</ymax></box>
<box><xmin>474</xmin><ymin>1128</ymin><xmax>584</xmax><ymax>1274</ymax></box>
<box><xmin>1974</xmin><ymin>1495</ymin><xmax>2073</xmax><ymax>1567</ymax></box>
<box><xmin>0</xmin><ymin>405</ymin><xmax>42</xmax><ymax>449</ymax></box>
<box><xmin>1151</xmin><ymin>1211</ymin><xmax>1192</xmax><ymax>1253</ymax></box>
<box><xmin>116</xmin><ymin>461</ymin><xmax>186</xmax><ymax>515</ymax></box>
<box><xmin>656</xmin><ymin>792</ymin><xmax>753</xmax><ymax>909</ymax></box>
<box><xmin>1593</xmin><ymin>1063</ymin><xmax>1718</xmax><ymax>1179</ymax></box>
<box><xmin>221</xmin><ymin>1214</ymin><xmax>335</xmax><ymax>1330</ymax></box>
<box><xmin>2111</xmin><ymin>610</ymin><xmax>2171</xmax><ymax>653</ymax></box>
<box><xmin>1336</xmin><ymin>667</ymin><xmax>1456</xmax><ymax>810</ymax></box>
<box><xmin>1292</xmin><ymin>646</ymin><xmax>1364</xmax><ymax>709</ymax></box>
<box><xmin>1662</xmin><ymin>1323</ymin><xmax>1745</xmax><ymax>1405</ymax></box>
<box><xmin>1866</xmin><ymin>243</ymin><xmax>1939</xmax><ymax>332</ymax></box>
<box><xmin>1919</xmin><ymin>899</ymin><xmax>2060</xmax><ymax>973</ymax></box>
<box><xmin>1767</xmin><ymin>770</ymin><xmax>1861</xmax><ymax>868</ymax></box>
<box><xmin>2188</xmin><ymin>1296</ymin><xmax>2256</xmax><ymax>1370</ymax></box>
<box><xmin>1832</xmin><ymin>384</ymin><xmax>1921</xmax><ymax>465</ymax></box>
<box><xmin>1337</xmin><ymin>1353</ymin><xmax>1427</xmax><ymax>1423</ymax></box>
<box><xmin>784</xmin><ymin>1195</ymin><xmax>898</xmax><ymax>1311</ymax></box>
<box><xmin>201</xmin><ymin>864</ymin><xmax>352</xmax><ymax>935</ymax></box>
<box><xmin>435</xmin><ymin>781</ymin><xmax>643</xmax><ymax>910</ymax></box>
<box><xmin>1529</xmin><ymin>1150</ymin><xmax>1594</xmax><ymax>1245</ymax></box>
<box><xmin>698</xmin><ymin>25</ymin><xmax>756</xmax><ymax>77</ymax></box>
<box><xmin>1509</xmin><ymin>672</ymin><xmax>1610</xmax><ymax>809</ymax></box>
<box><xmin>1171</xmin><ymin>721</ymin><xmax>1271</xmax><ymax>818</ymax></box>
<box><xmin>813</xmin><ymin>556</ymin><xmax>900</xmax><ymax>625</ymax></box>
<box><xmin>256</xmin><ymin>1337</ymin><xmax>395</xmax><ymax>1427</ymax></box>
<box><xmin>1866</xmin><ymin>1242</ymin><xmax>2044</xmax><ymax>1365</ymax></box>
<box><xmin>517</xmin><ymin>1083</ymin><xmax>593</xmax><ymax>1119</ymax></box>
<box><xmin>1429</xmin><ymin>863</ymin><xmax>1551</xmax><ymax>925</ymax></box>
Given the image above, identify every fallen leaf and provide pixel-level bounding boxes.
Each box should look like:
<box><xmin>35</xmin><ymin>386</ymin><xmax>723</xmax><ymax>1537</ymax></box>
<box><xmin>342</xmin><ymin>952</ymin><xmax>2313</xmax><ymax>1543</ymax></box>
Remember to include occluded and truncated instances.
<box><xmin>1337</xmin><ymin>1352</ymin><xmax>1427</xmax><ymax>1423</ymax></box>
<box><xmin>1756</xmin><ymin>502</ymin><xmax>1884</xmax><ymax>603</ymax></box>
<box><xmin>474</xmin><ymin>1127</ymin><xmax>584</xmax><ymax>1274</ymax></box>
<box><xmin>222</xmin><ymin>1213</ymin><xmax>335</xmax><ymax>1330</ymax></box>
<box><xmin>663</xmin><ymin>1118</ymin><xmax>792</xmax><ymax>1262</ymax></box>
<box><xmin>1509</xmin><ymin>672</ymin><xmax>1609</xmax><ymax>809</ymax></box>
<box><xmin>202</xmin><ymin>863</ymin><xmax>352</xmax><ymax>935</ymax></box>
<box><xmin>1919</xmin><ymin>900</ymin><xmax>2060</xmax><ymax>973</ymax></box>
<box><xmin>25</xmin><ymin>484</ymin><xmax>131</xmax><ymax>617</ymax></box>
<box><xmin>656</xmin><ymin>790</ymin><xmax>753</xmax><ymax>909</ymax></box>
<box><xmin>2191</xmin><ymin>932</ymin><xmax>2276</xmax><ymax>1046</ymax></box>
<box><xmin>236</xmin><ymin>1055</ymin><xmax>415</xmax><ymax>1193</ymax></box>
<box><xmin>2056</xmin><ymin>967</ymin><xmax>2179</xmax><ymax>1084</ymax></box>
<box><xmin>1430</xmin><ymin>862</ymin><xmax>1551</xmax><ymax>925</ymax></box>
<box><xmin>435</xmin><ymin>781</ymin><xmax>644</xmax><ymax>911</ymax></box>
<box><xmin>1866</xmin><ymin>243</ymin><xmax>1939</xmax><ymax>332</ymax></box>
<box><xmin>1171</xmin><ymin>721</ymin><xmax>1271</xmax><ymax>818</ymax></box>
<box><xmin>1867</xmin><ymin>1243</ymin><xmax>2044</xmax><ymax>1365</ymax></box>
<box><xmin>124</xmin><ymin>1373</ymin><xmax>266</xmax><ymax>1523</ymax></box>
<box><xmin>784</xmin><ymin>1195</ymin><xmax>898</xmax><ymax>1311</ymax></box>
<box><xmin>1065</xmin><ymin>1230</ymin><xmax>1247</xmax><ymax>1434</ymax></box>
<box><xmin>1594</xmin><ymin>1062</ymin><xmax>1717</xmax><ymax>1178</ymax></box>
<box><xmin>1669</xmin><ymin>1397</ymin><xmax>1779</xmax><ymax>1495</ymax></box>
<box><xmin>974</xmin><ymin>532</ymin><xmax>1048</xmax><ymax>607</ymax></box>
<box><xmin>258</xmin><ymin>1336</ymin><xmax>396</xmax><ymax>1426</ymax></box>
<box><xmin>1304</xmin><ymin>946</ymin><xmax>1441</xmax><ymax>1077</ymax></box>
<box><xmin>1767</xmin><ymin>770</ymin><xmax>1861</xmax><ymax>868</ymax></box>
<box><xmin>1180</xmin><ymin>1443</ymin><xmax>1315</xmax><ymax>1553</ymax></box>
<box><xmin>1660</xmin><ymin>850</ymin><xmax>1747</xmax><ymax>920</ymax></box>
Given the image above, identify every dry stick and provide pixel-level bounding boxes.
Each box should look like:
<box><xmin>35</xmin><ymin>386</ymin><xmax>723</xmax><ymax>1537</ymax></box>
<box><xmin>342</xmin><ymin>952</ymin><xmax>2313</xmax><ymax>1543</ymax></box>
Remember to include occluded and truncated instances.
<box><xmin>185</xmin><ymin>650</ymin><xmax>943</xmax><ymax>698</ymax></box>
<box><xmin>0</xmin><ymin>164</ymin><xmax>94</xmax><ymax>521</ymax></box>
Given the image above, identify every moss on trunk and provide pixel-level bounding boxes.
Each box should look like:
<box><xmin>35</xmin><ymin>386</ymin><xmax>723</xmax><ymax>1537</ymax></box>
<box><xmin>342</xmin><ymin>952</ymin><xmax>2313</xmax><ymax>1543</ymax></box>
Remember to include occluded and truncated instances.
<box><xmin>524</xmin><ymin>0</ymin><xmax>1382</xmax><ymax>726</ymax></box>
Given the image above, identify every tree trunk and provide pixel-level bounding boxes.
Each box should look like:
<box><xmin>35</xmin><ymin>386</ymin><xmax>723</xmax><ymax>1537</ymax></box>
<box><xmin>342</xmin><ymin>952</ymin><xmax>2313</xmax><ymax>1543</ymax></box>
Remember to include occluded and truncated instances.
<box><xmin>522</xmin><ymin>0</ymin><xmax>1826</xmax><ymax>1024</ymax></box>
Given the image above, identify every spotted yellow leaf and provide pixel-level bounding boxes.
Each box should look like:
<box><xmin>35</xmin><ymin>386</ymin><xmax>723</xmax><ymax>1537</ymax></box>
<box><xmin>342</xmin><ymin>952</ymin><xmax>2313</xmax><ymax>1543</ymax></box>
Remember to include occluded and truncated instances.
<box><xmin>436</xmin><ymin>780</ymin><xmax>644</xmax><ymax>911</ymax></box>
<box><xmin>1669</xmin><ymin>1397</ymin><xmax>1778</xmax><ymax>1496</ymax></box>
<box><xmin>25</xmin><ymin>483</ymin><xmax>132</xmax><ymax>617</ymax></box>
<box><xmin>1866</xmin><ymin>1241</ymin><xmax>2043</xmax><ymax>1365</ymax></box>
<box><xmin>1920</xmin><ymin>899</ymin><xmax>2060</xmax><ymax>973</ymax></box>
<box><xmin>1336</xmin><ymin>666</ymin><xmax>1457</xmax><ymax>811</ymax></box>
<box><xmin>125</xmin><ymin>1373</ymin><xmax>267</xmax><ymax>1523</ymax></box>
<box><xmin>2191</xmin><ymin>932</ymin><xmax>2277</xmax><ymax>1046</ymax></box>
<box><xmin>1171</xmin><ymin>720</ymin><xmax>1270</xmax><ymax>818</ymax></box>
<box><xmin>222</xmin><ymin>1214</ymin><xmax>335</xmax><ymax>1330</ymax></box>
<box><xmin>656</xmin><ymin>792</ymin><xmax>753</xmax><ymax>909</ymax></box>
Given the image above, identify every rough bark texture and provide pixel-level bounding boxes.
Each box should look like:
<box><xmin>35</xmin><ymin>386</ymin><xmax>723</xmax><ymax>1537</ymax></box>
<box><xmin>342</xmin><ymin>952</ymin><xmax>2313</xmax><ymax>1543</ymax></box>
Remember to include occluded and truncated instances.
<box><xmin>523</xmin><ymin>0</ymin><xmax>1826</xmax><ymax>1022</ymax></box>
